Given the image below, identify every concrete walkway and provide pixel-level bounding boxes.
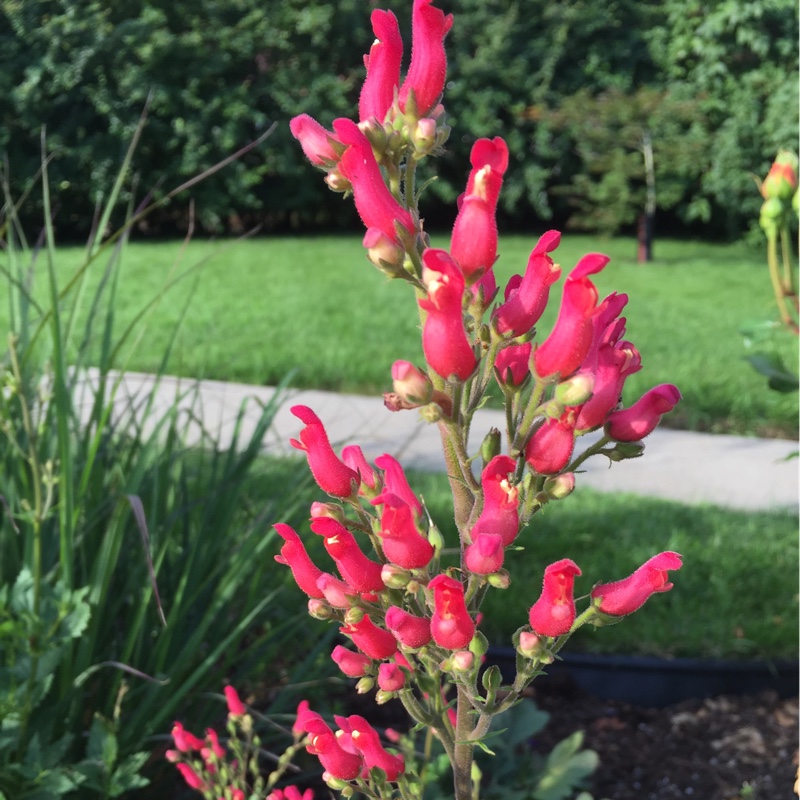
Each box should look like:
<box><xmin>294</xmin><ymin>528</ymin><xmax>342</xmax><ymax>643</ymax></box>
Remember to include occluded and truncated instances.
<box><xmin>82</xmin><ymin>370</ymin><xmax>799</xmax><ymax>512</ymax></box>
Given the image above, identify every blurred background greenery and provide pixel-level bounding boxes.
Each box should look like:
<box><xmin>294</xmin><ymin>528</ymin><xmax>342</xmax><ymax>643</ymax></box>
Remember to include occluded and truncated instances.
<box><xmin>1</xmin><ymin>0</ymin><xmax>797</xmax><ymax>239</ymax></box>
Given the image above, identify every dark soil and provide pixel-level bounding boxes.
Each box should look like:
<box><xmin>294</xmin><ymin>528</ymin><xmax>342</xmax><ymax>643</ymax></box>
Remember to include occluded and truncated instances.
<box><xmin>529</xmin><ymin>674</ymin><xmax>799</xmax><ymax>800</ymax></box>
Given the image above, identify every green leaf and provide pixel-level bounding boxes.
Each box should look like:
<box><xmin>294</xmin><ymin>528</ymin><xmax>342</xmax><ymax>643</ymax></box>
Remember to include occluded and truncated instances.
<box><xmin>742</xmin><ymin>353</ymin><xmax>799</xmax><ymax>393</ymax></box>
<box><xmin>87</xmin><ymin>715</ymin><xmax>118</xmax><ymax>770</ymax></box>
<box><xmin>494</xmin><ymin>698</ymin><xmax>551</xmax><ymax>748</ymax></box>
<box><xmin>532</xmin><ymin>732</ymin><xmax>599</xmax><ymax>800</ymax></box>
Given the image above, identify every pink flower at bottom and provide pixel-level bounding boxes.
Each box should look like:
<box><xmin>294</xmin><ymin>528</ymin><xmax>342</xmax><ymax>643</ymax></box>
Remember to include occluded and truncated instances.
<box><xmin>605</xmin><ymin>384</ymin><xmax>681</xmax><ymax>442</ymax></box>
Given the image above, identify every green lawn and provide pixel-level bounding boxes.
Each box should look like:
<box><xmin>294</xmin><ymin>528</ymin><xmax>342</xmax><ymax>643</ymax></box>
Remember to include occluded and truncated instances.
<box><xmin>260</xmin><ymin>461</ymin><xmax>798</xmax><ymax>660</ymax></box>
<box><xmin>10</xmin><ymin>233</ymin><xmax>799</xmax><ymax>437</ymax></box>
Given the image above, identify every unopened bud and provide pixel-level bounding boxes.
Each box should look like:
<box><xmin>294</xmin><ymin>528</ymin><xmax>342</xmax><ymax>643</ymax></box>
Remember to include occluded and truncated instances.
<box><xmin>344</xmin><ymin>606</ymin><xmax>365</xmax><ymax>625</ymax></box>
<box><xmin>392</xmin><ymin>360</ymin><xmax>432</xmax><ymax>405</ymax></box>
<box><xmin>325</xmin><ymin>169</ymin><xmax>351</xmax><ymax>193</ymax></box>
<box><xmin>481</xmin><ymin>664</ymin><xmax>502</xmax><ymax>692</ymax></box>
<box><xmin>375</xmin><ymin>690</ymin><xmax>396</xmax><ymax>705</ymax></box>
<box><xmin>381</xmin><ymin>563</ymin><xmax>413</xmax><ymax>589</ymax></box>
<box><xmin>480</xmin><ymin>428</ymin><xmax>502</xmax><ymax>466</ymax></box>
<box><xmin>413</xmin><ymin>118</ymin><xmax>437</xmax><ymax>155</ymax></box>
<box><xmin>604</xmin><ymin>441</ymin><xmax>645</xmax><ymax>461</ymax></box>
<box><xmin>308</xmin><ymin>598</ymin><xmax>332</xmax><ymax>620</ymax></box>
<box><xmin>451</xmin><ymin>650</ymin><xmax>475</xmax><ymax>672</ymax></box>
<box><xmin>486</xmin><ymin>570</ymin><xmax>510</xmax><ymax>589</ymax></box>
<box><xmin>364</xmin><ymin>228</ymin><xmax>404</xmax><ymax>270</ymax></box>
<box><xmin>358</xmin><ymin>118</ymin><xmax>388</xmax><ymax>151</ymax></box>
<box><xmin>541</xmin><ymin>399</ymin><xmax>563</xmax><ymax>419</ymax></box>
<box><xmin>419</xmin><ymin>402</ymin><xmax>444</xmax><ymax>423</ymax></box>
<box><xmin>355</xmin><ymin>676</ymin><xmax>375</xmax><ymax>695</ymax></box>
<box><xmin>468</xmin><ymin>631</ymin><xmax>489</xmax><ymax>657</ymax></box>
<box><xmin>325</xmin><ymin>775</ymin><xmax>350</xmax><ymax>791</ymax></box>
<box><xmin>544</xmin><ymin>473</ymin><xmax>575</xmax><ymax>500</ymax></box>
<box><xmin>427</xmin><ymin>522</ymin><xmax>445</xmax><ymax>554</ymax></box>
<box><xmin>310</xmin><ymin>501</ymin><xmax>344</xmax><ymax>520</ymax></box>
<box><xmin>517</xmin><ymin>631</ymin><xmax>543</xmax><ymax>658</ymax></box>
<box><xmin>556</xmin><ymin>373</ymin><xmax>594</xmax><ymax>406</ymax></box>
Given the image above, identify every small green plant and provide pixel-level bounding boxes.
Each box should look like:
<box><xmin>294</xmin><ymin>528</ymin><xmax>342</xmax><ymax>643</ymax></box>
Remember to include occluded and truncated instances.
<box><xmin>0</xmin><ymin>119</ymin><xmax>322</xmax><ymax>796</ymax></box>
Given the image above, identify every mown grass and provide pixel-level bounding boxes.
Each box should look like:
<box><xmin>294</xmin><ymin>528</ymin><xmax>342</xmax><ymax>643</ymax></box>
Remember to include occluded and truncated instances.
<box><xmin>257</xmin><ymin>461</ymin><xmax>798</xmax><ymax>661</ymax></box>
<box><xmin>12</xmin><ymin>234</ymin><xmax>798</xmax><ymax>437</ymax></box>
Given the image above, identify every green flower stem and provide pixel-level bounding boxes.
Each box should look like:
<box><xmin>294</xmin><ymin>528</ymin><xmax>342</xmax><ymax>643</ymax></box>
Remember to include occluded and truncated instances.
<box><xmin>779</xmin><ymin>223</ymin><xmax>797</xmax><ymax>296</ymax></box>
<box><xmin>567</xmin><ymin>434</ymin><xmax>612</xmax><ymax>472</ymax></box>
<box><xmin>767</xmin><ymin>231</ymin><xmax>797</xmax><ymax>330</ymax></box>
<box><xmin>453</xmin><ymin>686</ymin><xmax>475</xmax><ymax>800</ymax></box>
<box><xmin>509</xmin><ymin>377</ymin><xmax>548</xmax><ymax>456</ymax></box>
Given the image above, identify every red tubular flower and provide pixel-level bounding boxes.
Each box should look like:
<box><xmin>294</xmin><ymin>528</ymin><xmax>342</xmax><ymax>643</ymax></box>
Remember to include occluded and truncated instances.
<box><xmin>310</xmin><ymin>518</ymin><xmax>385</xmax><ymax>594</ymax></box>
<box><xmin>533</xmin><ymin>253</ymin><xmax>610</xmax><ymax>379</ymax></box>
<box><xmin>289</xmin><ymin>114</ymin><xmax>342</xmax><ymax>167</ymax></box>
<box><xmin>575</xmin><ymin>340</ymin><xmax>641</xmax><ymax>431</ymax></box>
<box><xmin>494</xmin><ymin>230</ymin><xmax>562</xmax><ymax>337</ymax></box>
<box><xmin>293</xmin><ymin>700</ymin><xmax>323</xmax><ymax>737</ymax></box>
<box><xmin>333</xmin><ymin>118</ymin><xmax>414</xmax><ymax>242</ymax></box>
<box><xmin>341</xmin><ymin>615</ymin><xmax>398</xmax><ymax>660</ymax></box>
<box><xmin>204</xmin><ymin>728</ymin><xmax>225</xmax><ymax>759</ymax></box>
<box><xmin>528</xmin><ymin>558</ymin><xmax>582</xmax><ymax>637</ymax></box>
<box><xmin>428</xmin><ymin>574</ymin><xmax>475</xmax><ymax>649</ymax></box>
<box><xmin>331</xmin><ymin>645</ymin><xmax>373</xmax><ymax>678</ymax></box>
<box><xmin>359</xmin><ymin>9</ymin><xmax>403</xmax><ymax>123</ymax></box>
<box><xmin>274</xmin><ymin>523</ymin><xmax>325</xmax><ymax>598</ymax></box>
<box><xmin>591</xmin><ymin>552</ymin><xmax>683</xmax><ymax>615</ymax></box>
<box><xmin>175</xmin><ymin>762</ymin><xmax>206</xmax><ymax>791</ymax></box>
<box><xmin>171</xmin><ymin>721</ymin><xmax>205</xmax><ymax>752</ymax></box>
<box><xmin>399</xmin><ymin>0</ymin><xmax>453</xmax><ymax>117</ymax></box>
<box><xmin>605</xmin><ymin>384</ymin><xmax>682</xmax><ymax>442</ymax></box>
<box><xmin>385</xmin><ymin>606</ymin><xmax>432</xmax><ymax>648</ymax></box>
<box><xmin>580</xmin><ymin>292</ymin><xmax>629</xmax><ymax>375</ymax></box>
<box><xmin>525</xmin><ymin>413</ymin><xmax>577</xmax><ymax>475</ymax></box>
<box><xmin>341</xmin><ymin>445</ymin><xmax>379</xmax><ymax>491</ymax></box>
<box><xmin>374</xmin><ymin>454</ymin><xmax>422</xmax><ymax>514</ymax></box>
<box><xmin>464</xmin><ymin>532</ymin><xmax>504</xmax><ymax>575</ymax></box>
<box><xmin>304</xmin><ymin>718</ymin><xmax>363</xmax><ymax>781</ymax></box>
<box><xmin>418</xmin><ymin>248</ymin><xmax>477</xmax><ymax>381</ymax></box>
<box><xmin>269</xmin><ymin>788</ymin><xmax>315</xmax><ymax>800</ymax></box>
<box><xmin>348</xmin><ymin>715</ymin><xmax>405</xmax><ymax>780</ymax></box>
<box><xmin>494</xmin><ymin>342</ymin><xmax>532</xmax><ymax>388</ymax></box>
<box><xmin>472</xmin><ymin>455</ymin><xmax>519</xmax><ymax>546</ymax></box>
<box><xmin>290</xmin><ymin>405</ymin><xmax>359</xmax><ymax>498</ymax></box>
<box><xmin>371</xmin><ymin>492</ymin><xmax>434</xmax><ymax>569</ymax></box>
<box><xmin>378</xmin><ymin>662</ymin><xmax>406</xmax><ymax>692</ymax></box>
<box><xmin>224</xmin><ymin>685</ymin><xmax>246</xmax><ymax>718</ymax></box>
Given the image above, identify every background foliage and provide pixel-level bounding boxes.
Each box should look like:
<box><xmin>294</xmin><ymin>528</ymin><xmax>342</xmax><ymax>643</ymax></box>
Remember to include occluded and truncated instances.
<box><xmin>1</xmin><ymin>0</ymin><xmax>797</xmax><ymax>237</ymax></box>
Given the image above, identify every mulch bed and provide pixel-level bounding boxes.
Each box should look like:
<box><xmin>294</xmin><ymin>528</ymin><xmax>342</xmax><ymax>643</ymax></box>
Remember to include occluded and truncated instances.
<box><xmin>530</xmin><ymin>673</ymin><xmax>798</xmax><ymax>800</ymax></box>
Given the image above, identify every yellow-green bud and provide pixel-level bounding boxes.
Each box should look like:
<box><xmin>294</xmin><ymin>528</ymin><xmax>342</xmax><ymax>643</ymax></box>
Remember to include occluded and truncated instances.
<box><xmin>555</xmin><ymin>373</ymin><xmax>594</xmax><ymax>406</ymax></box>
<box><xmin>480</xmin><ymin>428</ymin><xmax>502</xmax><ymax>465</ymax></box>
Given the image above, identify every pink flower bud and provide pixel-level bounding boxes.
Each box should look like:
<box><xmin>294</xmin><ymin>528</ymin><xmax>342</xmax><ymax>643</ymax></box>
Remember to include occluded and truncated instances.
<box><xmin>333</xmin><ymin>118</ymin><xmax>414</xmax><ymax>243</ymax></box>
<box><xmin>224</xmin><ymin>685</ymin><xmax>246</xmax><ymax>718</ymax></box>
<box><xmin>289</xmin><ymin>406</ymin><xmax>359</xmax><ymax>498</ymax></box>
<box><xmin>399</xmin><ymin>0</ymin><xmax>453</xmax><ymax>118</ymax></box>
<box><xmin>290</xmin><ymin>114</ymin><xmax>341</xmax><ymax>166</ymax></box>
<box><xmin>331</xmin><ymin>645</ymin><xmax>374</xmax><ymax>678</ymax></box>
<box><xmin>171</xmin><ymin>721</ymin><xmax>205</xmax><ymax>752</ymax></box>
<box><xmin>533</xmin><ymin>253</ymin><xmax>610</xmax><ymax>379</ymax></box>
<box><xmin>363</xmin><ymin>227</ymin><xmax>405</xmax><ymax>270</ymax></box>
<box><xmin>392</xmin><ymin>360</ymin><xmax>433</xmax><ymax>405</ymax></box>
<box><xmin>341</xmin><ymin>615</ymin><xmax>398</xmax><ymax>660</ymax></box>
<box><xmin>418</xmin><ymin>249</ymin><xmax>477</xmax><ymax>381</ymax></box>
<box><xmin>269</xmin><ymin>788</ymin><xmax>315</xmax><ymax>800</ymax></box>
<box><xmin>518</xmin><ymin>631</ymin><xmax>542</xmax><ymax>657</ymax></box>
<box><xmin>429</xmin><ymin>574</ymin><xmax>475</xmax><ymax>649</ymax></box>
<box><xmin>472</xmin><ymin>455</ymin><xmax>519</xmax><ymax>546</ymax></box>
<box><xmin>175</xmin><ymin>762</ymin><xmax>206</xmax><ymax>791</ymax></box>
<box><xmin>385</xmin><ymin>606</ymin><xmax>432</xmax><ymax>648</ymax></box>
<box><xmin>378</xmin><ymin>662</ymin><xmax>406</xmax><ymax>692</ymax></box>
<box><xmin>464</xmin><ymin>532</ymin><xmax>505</xmax><ymax>575</ymax></box>
<box><xmin>494</xmin><ymin>342</ymin><xmax>532</xmax><ymax>388</ymax></box>
<box><xmin>605</xmin><ymin>384</ymin><xmax>681</xmax><ymax>441</ymax></box>
<box><xmin>591</xmin><ymin>552</ymin><xmax>683</xmax><ymax>616</ymax></box>
<box><xmin>310</xmin><ymin>518</ymin><xmax>385</xmax><ymax>594</ymax></box>
<box><xmin>525</xmin><ymin>414</ymin><xmax>577</xmax><ymax>475</ymax></box>
<box><xmin>761</xmin><ymin>151</ymin><xmax>799</xmax><ymax>201</ymax></box>
<box><xmin>494</xmin><ymin>230</ymin><xmax>562</xmax><ymax>337</ymax></box>
<box><xmin>273</xmin><ymin>523</ymin><xmax>325</xmax><ymax>598</ymax></box>
<box><xmin>347</xmin><ymin>715</ymin><xmax>405</xmax><ymax>781</ymax></box>
<box><xmin>317</xmin><ymin>573</ymin><xmax>356</xmax><ymax>608</ymax></box>
<box><xmin>359</xmin><ymin>9</ymin><xmax>403</xmax><ymax>124</ymax></box>
<box><xmin>528</xmin><ymin>558</ymin><xmax>582</xmax><ymax>637</ymax></box>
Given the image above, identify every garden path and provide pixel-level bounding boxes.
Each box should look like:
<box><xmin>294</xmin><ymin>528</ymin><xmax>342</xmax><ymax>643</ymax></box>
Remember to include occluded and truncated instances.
<box><xmin>81</xmin><ymin>370</ymin><xmax>798</xmax><ymax>512</ymax></box>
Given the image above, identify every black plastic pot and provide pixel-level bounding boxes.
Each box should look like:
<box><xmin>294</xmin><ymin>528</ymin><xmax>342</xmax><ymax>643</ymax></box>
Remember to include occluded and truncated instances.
<box><xmin>488</xmin><ymin>647</ymin><xmax>799</xmax><ymax>708</ymax></box>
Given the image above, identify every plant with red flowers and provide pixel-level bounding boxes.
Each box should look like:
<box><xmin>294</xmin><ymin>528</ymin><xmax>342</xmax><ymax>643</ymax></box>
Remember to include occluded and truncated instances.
<box><xmin>178</xmin><ymin>2</ymin><xmax>684</xmax><ymax>798</ymax></box>
<box><xmin>168</xmin><ymin>686</ymin><xmax>315</xmax><ymax>800</ymax></box>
